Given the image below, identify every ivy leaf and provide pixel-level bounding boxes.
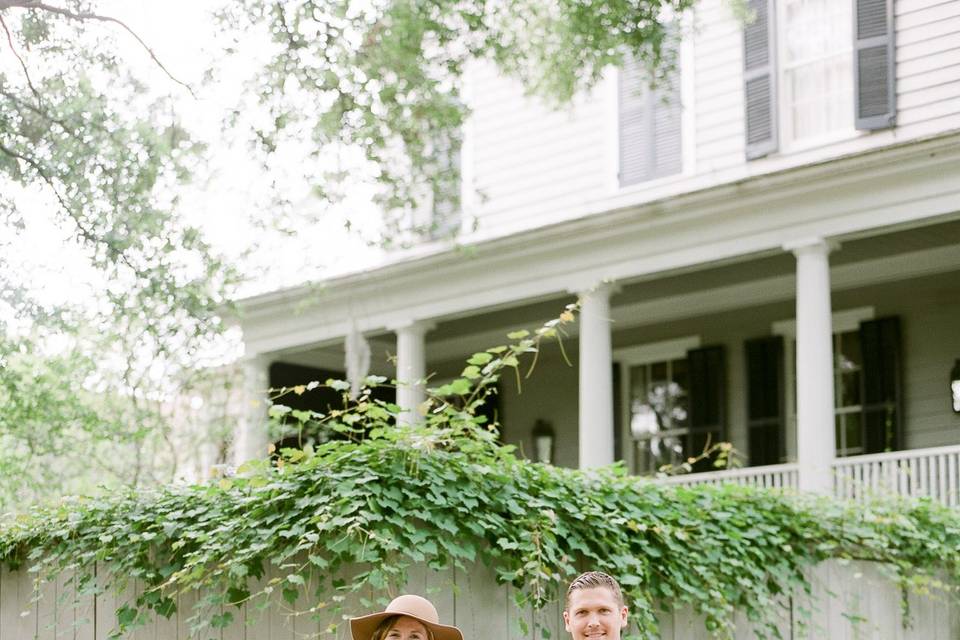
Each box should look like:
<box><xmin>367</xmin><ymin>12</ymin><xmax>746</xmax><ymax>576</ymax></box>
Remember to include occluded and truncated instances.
<box><xmin>282</xmin><ymin>587</ymin><xmax>299</xmax><ymax>605</ymax></box>
<box><xmin>116</xmin><ymin>604</ymin><xmax>137</xmax><ymax>627</ymax></box>
<box><xmin>211</xmin><ymin>612</ymin><xmax>234</xmax><ymax>628</ymax></box>
<box><xmin>448</xmin><ymin>379</ymin><xmax>472</xmax><ymax>395</ymax></box>
<box><xmin>467</xmin><ymin>352</ymin><xmax>493</xmax><ymax>365</ymax></box>
<box><xmin>461</xmin><ymin>365</ymin><xmax>481</xmax><ymax>379</ymax></box>
<box><xmin>327</xmin><ymin>379</ymin><xmax>351</xmax><ymax>392</ymax></box>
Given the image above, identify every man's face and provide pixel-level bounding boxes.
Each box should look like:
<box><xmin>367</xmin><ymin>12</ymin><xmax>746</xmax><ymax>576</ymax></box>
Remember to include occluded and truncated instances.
<box><xmin>563</xmin><ymin>586</ymin><xmax>628</xmax><ymax>640</ymax></box>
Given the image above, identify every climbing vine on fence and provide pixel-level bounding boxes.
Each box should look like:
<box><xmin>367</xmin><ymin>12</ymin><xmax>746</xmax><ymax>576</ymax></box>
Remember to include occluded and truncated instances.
<box><xmin>1</xmin><ymin>304</ymin><xmax>959</xmax><ymax>639</ymax></box>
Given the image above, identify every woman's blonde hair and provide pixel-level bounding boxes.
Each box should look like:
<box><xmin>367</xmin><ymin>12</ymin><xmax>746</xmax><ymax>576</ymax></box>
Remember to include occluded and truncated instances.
<box><xmin>370</xmin><ymin>615</ymin><xmax>435</xmax><ymax>640</ymax></box>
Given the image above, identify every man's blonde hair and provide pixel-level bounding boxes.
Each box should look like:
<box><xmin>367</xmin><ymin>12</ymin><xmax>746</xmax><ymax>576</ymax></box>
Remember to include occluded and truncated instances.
<box><xmin>564</xmin><ymin>571</ymin><xmax>625</xmax><ymax>608</ymax></box>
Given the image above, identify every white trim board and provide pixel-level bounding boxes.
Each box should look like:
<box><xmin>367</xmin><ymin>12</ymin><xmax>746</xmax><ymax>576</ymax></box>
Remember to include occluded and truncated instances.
<box><xmin>614</xmin><ymin>336</ymin><xmax>701</xmax><ymax>365</ymax></box>
<box><xmin>246</xmin><ymin>241</ymin><xmax>960</xmax><ymax>361</ymax></box>
<box><xmin>771</xmin><ymin>307</ymin><xmax>875</xmax><ymax>338</ymax></box>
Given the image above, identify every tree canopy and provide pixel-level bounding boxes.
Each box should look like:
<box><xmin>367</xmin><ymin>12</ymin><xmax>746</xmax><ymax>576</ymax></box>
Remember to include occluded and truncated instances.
<box><xmin>0</xmin><ymin>0</ymin><xmax>697</xmax><ymax>507</ymax></box>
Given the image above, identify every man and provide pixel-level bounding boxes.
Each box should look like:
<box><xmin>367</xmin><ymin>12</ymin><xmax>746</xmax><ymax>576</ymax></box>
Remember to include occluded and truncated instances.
<box><xmin>562</xmin><ymin>571</ymin><xmax>630</xmax><ymax>640</ymax></box>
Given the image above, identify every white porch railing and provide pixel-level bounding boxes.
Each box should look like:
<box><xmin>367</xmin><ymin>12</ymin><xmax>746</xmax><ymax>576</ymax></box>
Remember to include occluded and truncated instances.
<box><xmin>832</xmin><ymin>444</ymin><xmax>960</xmax><ymax>506</ymax></box>
<box><xmin>657</xmin><ymin>462</ymin><xmax>800</xmax><ymax>490</ymax></box>
<box><xmin>653</xmin><ymin>445</ymin><xmax>960</xmax><ymax>507</ymax></box>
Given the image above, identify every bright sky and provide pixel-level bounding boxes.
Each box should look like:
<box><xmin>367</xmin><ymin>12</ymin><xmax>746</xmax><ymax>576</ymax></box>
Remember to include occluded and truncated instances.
<box><xmin>6</xmin><ymin>0</ymin><xmax>386</xmax><ymax>321</ymax></box>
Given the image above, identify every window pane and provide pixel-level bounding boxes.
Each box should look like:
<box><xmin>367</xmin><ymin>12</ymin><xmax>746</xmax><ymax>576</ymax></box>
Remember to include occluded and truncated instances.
<box><xmin>671</xmin><ymin>358</ymin><xmax>688</xmax><ymax>386</ymax></box>
<box><xmin>630</xmin><ymin>358</ymin><xmax>694</xmax><ymax>474</ymax></box>
<box><xmin>629</xmin><ymin>365</ymin><xmax>658</xmax><ymax>441</ymax></box>
<box><xmin>782</xmin><ymin>0</ymin><xmax>853</xmax><ymax>143</ymax></box>
<box><xmin>839</xmin><ymin>330</ymin><xmax>862</xmax><ymax>368</ymax></box>
<box><xmin>840</xmin><ymin>371</ymin><xmax>861</xmax><ymax>407</ymax></box>
<box><xmin>635</xmin><ymin>432</ymin><xmax>686</xmax><ymax>474</ymax></box>
<box><xmin>651</xmin><ymin>361</ymin><xmax>668</xmax><ymax>384</ymax></box>
<box><xmin>629</xmin><ymin>365</ymin><xmax>648</xmax><ymax>405</ymax></box>
<box><xmin>669</xmin><ymin>358</ymin><xmax>690</xmax><ymax>428</ymax></box>
<box><xmin>844</xmin><ymin>413</ymin><xmax>863</xmax><ymax>453</ymax></box>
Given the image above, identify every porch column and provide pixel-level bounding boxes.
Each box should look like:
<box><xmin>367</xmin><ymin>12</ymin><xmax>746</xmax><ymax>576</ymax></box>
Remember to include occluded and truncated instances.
<box><xmin>577</xmin><ymin>282</ymin><xmax>617</xmax><ymax>468</ymax></box>
<box><xmin>788</xmin><ymin>238</ymin><xmax>837</xmax><ymax>493</ymax></box>
<box><xmin>234</xmin><ymin>354</ymin><xmax>271</xmax><ymax>466</ymax></box>
<box><xmin>394</xmin><ymin>320</ymin><xmax>434</xmax><ymax>425</ymax></box>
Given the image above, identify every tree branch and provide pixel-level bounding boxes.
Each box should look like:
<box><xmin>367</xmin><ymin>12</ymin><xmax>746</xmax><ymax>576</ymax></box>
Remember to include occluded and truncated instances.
<box><xmin>1</xmin><ymin>0</ymin><xmax>196</xmax><ymax>98</ymax></box>
<box><xmin>0</xmin><ymin>13</ymin><xmax>41</xmax><ymax>105</ymax></box>
<box><xmin>0</xmin><ymin>141</ymin><xmax>145</xmax><ymax>278</ymax></box>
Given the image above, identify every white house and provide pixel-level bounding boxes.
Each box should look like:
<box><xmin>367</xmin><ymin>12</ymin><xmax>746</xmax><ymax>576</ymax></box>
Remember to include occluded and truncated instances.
<box><xmin>234</xmin><ymin>0</ymin><xmax>960</xmax><ymax>501</ymax></box>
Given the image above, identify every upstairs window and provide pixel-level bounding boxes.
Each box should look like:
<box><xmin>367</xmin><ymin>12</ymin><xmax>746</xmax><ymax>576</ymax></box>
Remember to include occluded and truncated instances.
<box><xmin>743</xmin><ymin>0</ymin><xmax>896</xmax><ymax>159</ymax></box>
<box><xmin>617</xmin><ymin>55</ymin><xmax>683</xmax><ymax>187</ymax></box>
<box><xmin>779</xmin><ymin>0</ymin><xmax>854</xmax><ymax>148</ymax></box>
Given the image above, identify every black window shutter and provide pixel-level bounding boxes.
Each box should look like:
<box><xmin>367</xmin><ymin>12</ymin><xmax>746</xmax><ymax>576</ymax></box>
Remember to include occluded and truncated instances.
<box><xmin>687</xmin><ymin>346</ymin><xmax>725</xmax><ymax>469</ymax></box>
<box><xmin>619</xmin><ymin>55</ymin><xmax>682</xmax><ymax>186</ymax></box>
<box><xmin>743</xmin><ymin>0</ymin><xmax>778</xmax><ymax>159</ymax></box>
<box><xmin>745</xmin><ymin>336</ymin><xmax>786</xmax><ymax>466</ymax></box>
<box><xmin>859</xmin><ymin>316</ymin><xmax>902</xmax><ymax>453</ymax></box>
<box><xmin>854</xmin><ymin>0</ymin><xmax>896</xmax><ymax>130</ymax></box>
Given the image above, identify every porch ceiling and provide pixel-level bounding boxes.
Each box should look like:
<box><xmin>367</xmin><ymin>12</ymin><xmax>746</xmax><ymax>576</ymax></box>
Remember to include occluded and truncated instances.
<box><xmin>270</xmin><ymin>214</ymin><xmax>960</xmax><ymax>372</ymax></box>
<box><xmin>833</xmin><ymin>216</ymin><xmax>960</xmax><ymax>265</ymax></box>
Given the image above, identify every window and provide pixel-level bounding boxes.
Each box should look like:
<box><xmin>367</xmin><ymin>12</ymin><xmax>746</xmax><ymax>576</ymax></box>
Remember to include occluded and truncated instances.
<box><xmin>778</xmin><ymin>0</ymin><xmax>854</xmax><ymax>148</ymax></box>
<box><xmin>832</xmin><ymin>330</ymin><xmax>864</xmax><ymax>456</ymax></box>
<box><xmin>628</xmin><ymin>357</ymin><xmax>691</xmax><ymax>474</ymax></box>
<box><xmin>759</xmin><ymin>308</ymin><xmax>903</xmax><ymax>463</ymax></box>
<box><xmin>616</xmin><ymin>337</ymin><xmax>725</xmax><ymax>475</ymax></box>
<box><xmin>743</xmin><ymin>0</ymin><xmax>896</xmax><ymax>159</ymax></box>
<box><xmin>617</xmin><ymin>51</ymin><xmax>684</xmax><ymax>187</ymax></box>
<box><xmin>427</xmin><ymin>132</ymin><xmax>463</xmax><ymax>240</ymax></box>
<box><xmin>783</xmin><ymin>330</ymin><xmax>865</xmax><ymax>456</ymax></box>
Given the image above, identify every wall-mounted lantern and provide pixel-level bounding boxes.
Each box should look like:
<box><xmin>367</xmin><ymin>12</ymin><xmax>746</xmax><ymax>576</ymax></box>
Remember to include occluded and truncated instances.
<box><xmin>951</xmin><ymin>360</ymin><xmax>960</xmax><ymax>414</ymax></box>
<box><xmin>532</xmin><ymin>419</ymin><xmax>555</xmax><ymax>464</ymax></box>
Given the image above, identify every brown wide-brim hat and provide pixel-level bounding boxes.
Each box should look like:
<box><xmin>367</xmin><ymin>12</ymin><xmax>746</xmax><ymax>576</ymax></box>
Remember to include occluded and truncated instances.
<box><xmin>350</xmin><ymin>594</ymin><xmax>464</xmax><ymax>640</ymax></box>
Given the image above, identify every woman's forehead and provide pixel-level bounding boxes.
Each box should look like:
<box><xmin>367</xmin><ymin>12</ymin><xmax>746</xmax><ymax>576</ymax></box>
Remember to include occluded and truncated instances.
<box><xmin>390</xmin><ymin>616</ymin><xmax>429</xmax><ymax>633</ymax></box>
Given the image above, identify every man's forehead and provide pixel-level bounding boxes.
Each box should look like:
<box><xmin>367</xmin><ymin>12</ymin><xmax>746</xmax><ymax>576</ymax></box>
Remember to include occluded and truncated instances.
<box><xmin>567</xmin><ymin>586</ymin><xmax>621</xmax><ymax>609</ymax></box>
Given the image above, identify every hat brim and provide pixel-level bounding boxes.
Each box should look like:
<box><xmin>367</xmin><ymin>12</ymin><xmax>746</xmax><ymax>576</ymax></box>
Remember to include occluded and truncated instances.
<box><xmin>350</xmin><ymin>611</ymin><xmax>464</xmax><ymax>640</ymax></box>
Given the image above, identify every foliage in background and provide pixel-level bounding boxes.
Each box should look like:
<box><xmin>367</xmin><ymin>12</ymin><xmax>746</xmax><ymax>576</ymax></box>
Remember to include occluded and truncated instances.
<box><xmin>0</xmin><ymin>1</ymin><xmax>241</xmax><ymax>510</ymax></box>
<box><xmin>219</xmin><ymin>0</ymin><xmax>696</xmax><ymax>239</ymax></box>
<box><xmin>2</xmin><ymin>309</ymin><xmax>959</xmax><ymax>640</ymax></box>
<box><xmin>0</xmin><ymin>0</ymin><xmax>703</xmax><ymax>508</ymax></box>
<box><xmin>0</xmin><ymin>328</ymin><xmax>244</xmax><ymax>510</ymax></box>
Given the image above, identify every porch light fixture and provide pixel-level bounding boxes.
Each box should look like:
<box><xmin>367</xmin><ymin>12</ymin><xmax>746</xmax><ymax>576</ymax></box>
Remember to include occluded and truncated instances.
<box><xmin>532</xmin><ymin>419</ymin><xmax>555</xmax><ymax>464</ymax></box>
<box><xmin>952</xmin><ymin>360</ymin><xmax>960</xmax><ymax>414</ymax></box>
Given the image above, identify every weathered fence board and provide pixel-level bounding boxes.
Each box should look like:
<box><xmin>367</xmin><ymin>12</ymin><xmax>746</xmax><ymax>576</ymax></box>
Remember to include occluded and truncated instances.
<box><xmin>1</xmin><ymin>560</ymin><xmax>956</xmax><ymax>639</ymax></box>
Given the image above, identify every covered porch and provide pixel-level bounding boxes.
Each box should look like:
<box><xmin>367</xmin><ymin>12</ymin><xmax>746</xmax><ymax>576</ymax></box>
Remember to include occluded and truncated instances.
<box><xmin>234</xmin><ymin>135</ymin><xmax>960</xmax><ymax>505</ymax></box>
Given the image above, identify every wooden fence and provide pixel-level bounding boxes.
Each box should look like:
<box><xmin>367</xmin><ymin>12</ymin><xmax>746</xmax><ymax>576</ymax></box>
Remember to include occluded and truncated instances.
<box><xmin>1</xmin><ymin>559</ymin><xmax>957</xmax><ymax>639</ymax></box>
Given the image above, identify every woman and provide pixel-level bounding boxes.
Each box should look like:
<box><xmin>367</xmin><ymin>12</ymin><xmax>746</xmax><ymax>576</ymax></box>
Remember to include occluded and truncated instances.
<box><xmin>350</xmin><ymin>594</ymin><xmax>464</xmax><ymax>640</ymax></box>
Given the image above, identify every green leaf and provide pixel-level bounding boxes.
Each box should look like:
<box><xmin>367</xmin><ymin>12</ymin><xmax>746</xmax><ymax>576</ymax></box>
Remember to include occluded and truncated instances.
<box><xmin>116</xmin><ymin>604</ymin><xmax>137</xmax><ymax>627</ymax></box>
<box><xmin>448</xmin><ymin>378</ymin><xmax>472</xmax><ymax>395</ymax></box>
<box><xmin>461</xmin><ymin>365</ymin><xmax>481</xmax><ymax>379</ymax></box>
<box><xmin>211</xmin><ymin>611</ymin><xmax>234</xmax><ymax>628</ymax></box>
<box><xmin>327</xmin><ymin>379</ymin><xmax>351</xmax><ymax>392</ymax></box>
<box><xmin>467</xmin><ymin>352</ymin><xmax>494</xmax><ymax>365</ymax></box>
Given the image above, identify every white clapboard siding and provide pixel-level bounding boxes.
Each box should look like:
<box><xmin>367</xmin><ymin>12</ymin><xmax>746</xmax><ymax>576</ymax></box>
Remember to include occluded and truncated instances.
<box><xmin>463</xmin><ymin>0</ymin><xmax>960</xmax><ymax>240</ymax></box>
<box><xmin>466</xmin><ymin>58</ymin><xmax>608</xmax><ymax>237</ymax></box>
<box><xmin>2</xmin><ymin>559</ymin><xmax>957</xmax><ymax>639</ymax></box>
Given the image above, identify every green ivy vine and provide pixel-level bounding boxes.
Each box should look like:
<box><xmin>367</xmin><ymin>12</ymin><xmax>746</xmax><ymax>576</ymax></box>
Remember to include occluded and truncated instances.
<box><xmin>1</xmin><ymin>306</ymin><xmax>959</xmax><ymax>639</ymax></box>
